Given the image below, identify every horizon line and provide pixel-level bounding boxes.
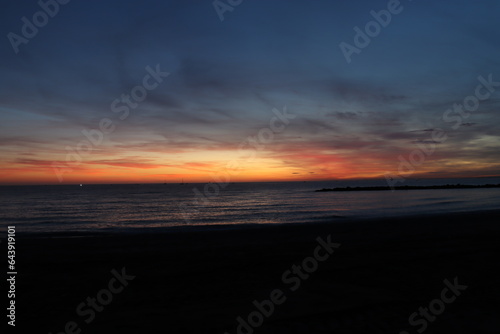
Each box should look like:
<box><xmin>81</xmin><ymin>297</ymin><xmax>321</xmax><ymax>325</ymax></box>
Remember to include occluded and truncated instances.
<box><xmin>2</xmin><ymin>175</ymin><xmax>500</xmax><ymax>187</ymax></box>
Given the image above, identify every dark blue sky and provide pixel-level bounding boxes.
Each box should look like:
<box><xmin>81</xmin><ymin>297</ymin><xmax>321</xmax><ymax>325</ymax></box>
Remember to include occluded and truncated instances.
<box><xmin>1</xmin><ymin>0</ymin><xmax>500</xmax><ymax>184</ymax></box>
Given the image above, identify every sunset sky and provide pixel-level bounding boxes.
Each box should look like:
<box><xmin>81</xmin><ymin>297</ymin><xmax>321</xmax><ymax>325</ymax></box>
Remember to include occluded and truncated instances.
<box><xmin>1</xmin><ymin>0</ymin><xmax>500</xmax><ymax>185</ymax></box>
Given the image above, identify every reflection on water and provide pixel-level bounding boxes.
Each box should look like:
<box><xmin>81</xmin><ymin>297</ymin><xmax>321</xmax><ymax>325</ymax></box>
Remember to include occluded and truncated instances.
<box><xmin>1</xmin><ymin>178</ymin><xmax>500</xmax><ymax>233</ymax></box>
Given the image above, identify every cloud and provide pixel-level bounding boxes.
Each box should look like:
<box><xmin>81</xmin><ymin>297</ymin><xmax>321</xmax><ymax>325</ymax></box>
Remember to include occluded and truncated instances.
<box><xmin>325</xmin><ymin>111</ymin><xmax>358</xmax><ymax>120</ymax></box>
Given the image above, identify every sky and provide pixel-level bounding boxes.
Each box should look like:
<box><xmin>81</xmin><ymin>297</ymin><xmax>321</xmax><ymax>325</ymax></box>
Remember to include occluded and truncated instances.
<box><xmin>1</xmin><ymin>0</ymin><xmax>499</xmax><ymax>185</ymax></box>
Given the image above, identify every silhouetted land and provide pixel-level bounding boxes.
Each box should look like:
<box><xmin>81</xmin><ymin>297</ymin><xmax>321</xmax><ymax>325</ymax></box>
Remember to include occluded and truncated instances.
<box><xmin>315</xmin><ymin>183</ymin><xmax>500</xmax><ymax>192</ymax></box>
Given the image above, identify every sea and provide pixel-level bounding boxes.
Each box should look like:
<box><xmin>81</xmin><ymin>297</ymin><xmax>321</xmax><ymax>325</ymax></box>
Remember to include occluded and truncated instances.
<box><xmin>1</xmin><ymin>177</ymin><xmax>500</xmax><ymax>233</ymax></box>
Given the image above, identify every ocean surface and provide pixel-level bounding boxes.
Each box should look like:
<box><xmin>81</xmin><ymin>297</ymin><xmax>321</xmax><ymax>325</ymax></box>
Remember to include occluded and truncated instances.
<box><xmin>1</xmin><ymin>178</ymin><xmax>500</xmax><ymax>233</ymax></box>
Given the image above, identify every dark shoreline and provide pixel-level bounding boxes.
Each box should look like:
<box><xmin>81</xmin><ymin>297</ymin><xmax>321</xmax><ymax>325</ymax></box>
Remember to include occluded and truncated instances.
<box><xmin>13</xmin><ymin>209</ymin><xmax>500</xmax><ymax>333</ymax></box>
<box><xmin>316</xmin><ymin>183</ymin><xmax>500</xmax><ymax>192</ymax></box>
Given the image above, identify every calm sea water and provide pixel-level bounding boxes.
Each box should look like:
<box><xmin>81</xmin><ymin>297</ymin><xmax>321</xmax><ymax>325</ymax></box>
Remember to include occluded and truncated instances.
<box><xmin>1</xmin><ymin>178</ymin><xmax>500</xmax><ymax>233</ymax></box>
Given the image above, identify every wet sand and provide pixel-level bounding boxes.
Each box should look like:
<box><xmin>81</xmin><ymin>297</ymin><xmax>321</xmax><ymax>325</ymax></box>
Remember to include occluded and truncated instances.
<box><xmin>14</xmin><ymin>210</ymin><xmax>500</xmax><ymax>333</ymax></box>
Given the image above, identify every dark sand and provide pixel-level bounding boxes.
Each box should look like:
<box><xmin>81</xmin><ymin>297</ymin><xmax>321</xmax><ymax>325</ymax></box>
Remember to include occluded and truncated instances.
<box><xmin>13</xmin><ymin>210</ymin><xmax>500</xmax><ymax>333</ymax></box>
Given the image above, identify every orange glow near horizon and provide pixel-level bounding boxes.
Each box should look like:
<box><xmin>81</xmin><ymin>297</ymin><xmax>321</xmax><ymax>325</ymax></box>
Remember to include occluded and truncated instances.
<box><xmin>0</xmin><ymin>154</ymin><xmax>374</xmax><ymax>185</ymax></box>
<box><xmin>3</xmin><ymin>153</ymin><xmax>499</xmax><ymax>185</ymax></box>
<box><xmin>2</xmin><ymin>139</ymin><xmax>500</xmax><ymax>185</ymax></box>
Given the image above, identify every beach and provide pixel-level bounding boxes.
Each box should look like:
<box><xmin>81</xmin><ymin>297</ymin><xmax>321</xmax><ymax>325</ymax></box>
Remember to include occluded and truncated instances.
<box><xmin>14</xmin><ymin>209</ymin><xmax>500</xmax><ymax>333</ymax></box>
